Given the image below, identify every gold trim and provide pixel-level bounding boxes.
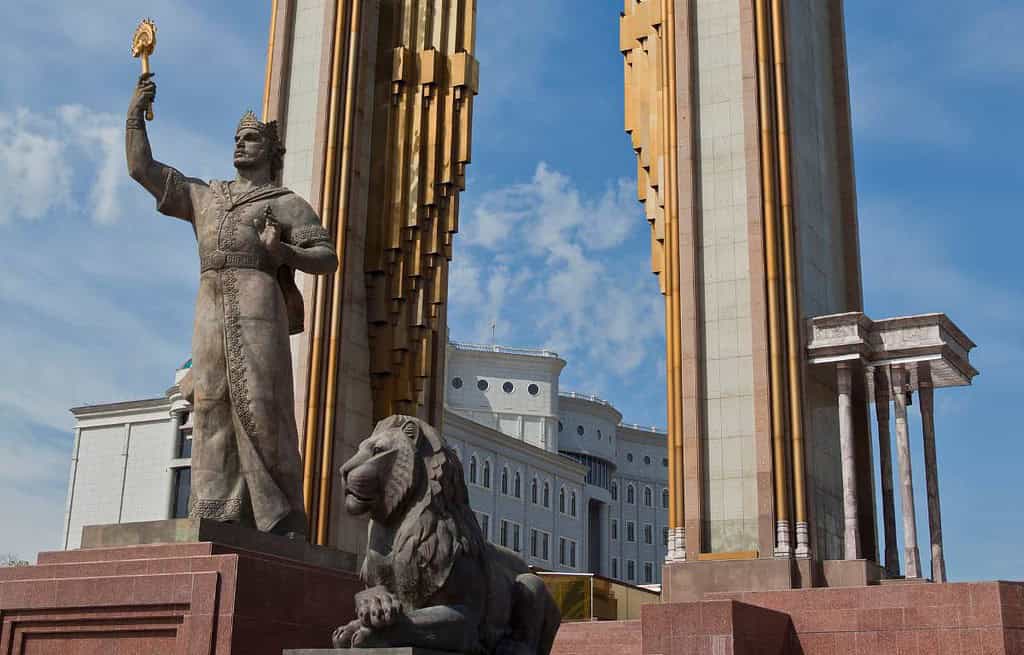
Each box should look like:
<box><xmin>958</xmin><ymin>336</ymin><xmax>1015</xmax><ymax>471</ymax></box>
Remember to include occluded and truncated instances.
<box><xmin>695</xmin><ymin>550</ymin><xmax>759</xmax><ymax>562</ymax></box>
<box><xmin>770</xmin><ymin>0</ymin><xmax>808</xmax><ymax>527</ymax></box>
<box><xmin>754</xmin><ymin>0</ymin><xmax>789</xmax><ymax>529</ymax></box>
<box><xmin>302</xmin><ymin>0</ymin><xmax>350</xmax><ymax>541</ymax></box>
<box><xmin>262</xmin><ymin>0</ymin><xmax>280</xmax><ymax>120</ymax></box>
<box><xmin>316</xmin><ymin>0</ymin><xmax>363</xmax><ymax>546</ymax></box>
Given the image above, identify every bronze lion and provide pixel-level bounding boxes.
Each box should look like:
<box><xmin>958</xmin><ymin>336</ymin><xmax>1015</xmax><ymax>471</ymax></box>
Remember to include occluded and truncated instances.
<box><xmin>333</xmin><ymin>415</ymin><xmax>561</xmax><ymax>654</ymax></box>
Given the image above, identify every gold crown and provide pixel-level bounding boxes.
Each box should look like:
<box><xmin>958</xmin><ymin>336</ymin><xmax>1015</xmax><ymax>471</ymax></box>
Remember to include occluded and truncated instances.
<box><xmin>236</xmin><ymin>110</ymin><xmax>285</xmax><ymax>166</ymax></box>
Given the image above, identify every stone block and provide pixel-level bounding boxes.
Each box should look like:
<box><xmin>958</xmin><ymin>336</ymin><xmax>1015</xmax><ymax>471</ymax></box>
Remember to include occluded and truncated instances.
<box><xmin>284</xmin><ymin>651</ymin><xmax>457</xmax><ymax>655</ymax></box>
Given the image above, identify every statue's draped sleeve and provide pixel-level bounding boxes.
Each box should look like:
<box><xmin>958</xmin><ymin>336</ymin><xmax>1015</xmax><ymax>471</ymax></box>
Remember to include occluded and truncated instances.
<box><xmin>155</xmin><ymin>167</ymin><xmax>201</xmax><ymax>222</ymax></box>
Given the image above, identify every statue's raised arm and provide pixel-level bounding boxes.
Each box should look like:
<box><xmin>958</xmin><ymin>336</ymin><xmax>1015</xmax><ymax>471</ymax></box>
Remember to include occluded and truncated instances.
<box><xmin>125</xmin><ymin>74</ymin><xmax>195</xmax><ymax>221</ymax></box>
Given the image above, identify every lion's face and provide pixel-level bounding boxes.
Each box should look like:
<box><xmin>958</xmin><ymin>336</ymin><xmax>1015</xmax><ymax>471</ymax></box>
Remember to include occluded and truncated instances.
<box><xmin>339</xmin><ymin>416</ymin><xmax>422</xmax><ymax>522</ymax></box>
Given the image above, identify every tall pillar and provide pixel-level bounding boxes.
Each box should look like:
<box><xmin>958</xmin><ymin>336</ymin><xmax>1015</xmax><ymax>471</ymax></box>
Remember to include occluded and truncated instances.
<box><xmin>891</xmin><ymin>365</ymin><xmax>921</xmax><ymax>578</ymax></box>
<box><xmin>870</xmin><ymin>366</ymin><xmax>900</xmax><ymax>576</ymax></box>
<box><xmin>919</xmin><ymin>383</ymin><xmax>947</xmax><ymax>582</ymax></box>
<box><xmin>837</xmin><ymin>363</ymin><xmax>860</xmax><ymax>559</ymax></box>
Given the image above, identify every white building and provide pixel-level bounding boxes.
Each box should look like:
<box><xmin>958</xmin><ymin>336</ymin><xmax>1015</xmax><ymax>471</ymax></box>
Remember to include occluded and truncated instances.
<box><xmin>64</xmin><ymin>343</ymin><xmax>669</xmax><ymax>584</ymax></box>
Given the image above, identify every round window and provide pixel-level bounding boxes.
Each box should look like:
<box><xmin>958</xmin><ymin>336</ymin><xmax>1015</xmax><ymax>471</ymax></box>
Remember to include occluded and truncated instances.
<box><xmin>627</xmin><ymin>453</ymin><xmax>634</xmax><ymax>463</ymax></box>
<box><xmin>477</xmin><ymin>379</ymin><xmax>488</xmax><ymax>391</ymax></box>
<box><xmin>452</xmin><ymin>377</ymin><xmax>463</xmax><ymax>389</ymax></box>
<box><xmin>503</xmin><ymin>381</ymin><xmax>514</xmax><ymax>393</ymax></box>
<box><xmin>528</xmin><ymin>383</ymin><xmax>539</xmax><ymax>396</ymax></box>
<box><xmin>576</xmin><ymin>425</ymin><xmax>584</xmax><ymax>436</ymax></box>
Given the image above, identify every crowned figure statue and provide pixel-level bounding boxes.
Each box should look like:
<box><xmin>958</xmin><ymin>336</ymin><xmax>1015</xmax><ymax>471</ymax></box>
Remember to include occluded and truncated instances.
<box><xmin>126</xmin><ymin>73</ymin><xmax>337</xmax><ymax>538</ymax></box>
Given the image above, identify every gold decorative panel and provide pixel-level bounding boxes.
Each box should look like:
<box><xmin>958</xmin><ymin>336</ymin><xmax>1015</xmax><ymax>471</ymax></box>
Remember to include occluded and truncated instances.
<box><xmin>366</xmin><ymin>0</ymin><xmax>479</xmax><ymax>424</ymax></box>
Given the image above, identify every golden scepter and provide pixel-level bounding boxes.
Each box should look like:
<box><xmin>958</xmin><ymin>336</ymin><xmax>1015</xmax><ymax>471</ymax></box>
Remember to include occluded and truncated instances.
<box><xmin>131</xmin><ymin>19</ymin><xmax>157</xmax><ymax>121</ymax></box>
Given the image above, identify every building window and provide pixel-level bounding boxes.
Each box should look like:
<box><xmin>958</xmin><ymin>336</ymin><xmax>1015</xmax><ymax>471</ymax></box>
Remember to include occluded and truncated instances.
<box><xmin>531</xmin><ymin>477</ymin><xmax>538</xmax><ymax>504</ymax></box>
<box><xmin>597</xmin><ymin>429</ymin><xmax>602</xmax><ymax>440</ymax></box>
<box><xmin>611</xmin><ymin>481</ymin><xmax>618</xmax><ymax>501</ymax></box>
<box><xmin>662</xmin><ymin>488</ymin><xmax>669</xmax><ymax>509</ymax></box>
<box><xmin>501</xmin><ymin>466</ymin><xmax>509</xmax><ymax>495</ymax></box>
<box><xmin>611</xmin><ymin>557</ymin><xmax>619</xmax><ymax>579</ymax></box>
<box><xmin>531</xmin><ymin>529</ymin><xmax>539</xmax><ymax>557</ymax></box>
<box><xmin>528</xmin><ymin>383</ymin><xmax>539</xmax><ymax>396</ymax></box>
<box><xmin>627</xmin><ymin>484</ymin><xmax>635</xmax><ymax>505</ymax></box>
<box><xmin>644</xmin><ymin>455</ymin><xmax>651</xmax><ymax>465</ymax></box>
<box><xmin>662</xmin><ymin>457</ymin><xmax>668</xmax><ymax>467</ymax></box>
<box><xmin>513</xmin><ymin>524</ymin><xmax>521</xmax><ymax>553</ymax></box>
<box><xmin>543</xmin><ymin>482</ymin><xmax>551</xmax><ymax>508</ymax></box>
<box><xmin>514</xmin><ymin>472</ymin><xmax>522</xmax><ymax>499</ymax></box>
<box><xmin>644</xmin><ymin>562</ymin><xmax>654</xmax><ymax>584</ymax></box>
<box><xmin>483</xmin><ymin>460</ymin><xmax>491</xmax><ymax>488</ymax></box>
<box><xmin>570</xmin><ymin>491</ymin><xmax>577</xmax><ymax>518</ymax></box>
<box><xmin>644</xmin><ymin>523</ymin><xmax>653</xmax><ymax>545</ymax></box>
<box><xmin>576</xmin><ymin>425</ymin><xmax>584</xmax><ymax>436</ymax></box>
<box><xmin>644</xmin><ymin>486</ymin><xmax>653</xmax><ymax>507</ymax></box>
<box><xmin>627</xmin><ymin>560</ymin><xmax>636</xmax><ymax>582</ymax></box>
<box><xmin>477</xmin><ymin>379</ymin><xmax>488</xmax><ymax>391</ymax></box>
<box><xmin>469</xmin><ymin>456</ymin><xmax>478</xmax><ymax>484</ymax></box>
<box><xmin>627</xmin><ymin>521</ymin><xmax>636</xmax><ymax>543</ymax></box>
<box><xmin>559</xmin><ymin>538</ymin><xmax>577</xmax><ymax>568</ymax></box>
<box><xmin>558</xmin><ymin>421</ymin><xmax>563</xmax><ymax>432</ymax></box>
<box><xmin>542</xmin><ymin>532</ymin><xmax>550</xmax><ymax>560</ymax></box>
<box><xmin>476</xmin><ymin>512</ymin><xmax>490</xmax><ymax>540</ymax></box>
<box><xmin>611</xmin><ymin>519</ymin><xmax>618</xmax><ymax>541</ymax></box>
<box><xmin>503</xmin><ymin>381</ymin><xmax>514</xmax><ymax>393</ymax></box>
<box><xmin>663</xmin><ymin>527</ymin><xmax>669</xmax><ymax>547</ymax></box>
<box><xmin>176</xmin><ymin>420</ymin><xmax>193</xmax><ymax>459</ymax></box>
<box><xmin>627</xmin><ymin>453</ymin><xmax>634</xmax><ymax>463</ymax></box>
<box><xmin>559</xmin><ymin>487</ymin><xmax>566</xmax><ymax>514</ymax></box>
<box><xmin>452</xmin><ymin>377</ymin><xmax>463</xmax><ymax>389</ymax></box>
<box><xmin>500</xmin><ymin>520</ymin><xmax>510</xmax><ymax>548</ymax></box>
<box><xmin>171</xmin><ymin>467</ymin><xmax>191</xmax><ymax>518</ymax></box>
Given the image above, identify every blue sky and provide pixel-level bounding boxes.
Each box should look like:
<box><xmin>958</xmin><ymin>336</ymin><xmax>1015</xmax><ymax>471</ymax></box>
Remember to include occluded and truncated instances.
<box><xmin>0</xmin><ymin>1</ymin><xmax>1021</xmax><ymax>582</ymax></box>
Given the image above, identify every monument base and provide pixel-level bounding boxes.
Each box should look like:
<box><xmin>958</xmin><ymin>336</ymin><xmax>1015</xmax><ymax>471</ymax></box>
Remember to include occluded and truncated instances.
<box><xmin>0</xmin><ymin>520</ymin><xmax>362</xmax><ymax>655</ymax></box>
<box><xmin>285</xmin><ymin>650</ymin><xmax>456</xmax><ymax>655</ymax></box>
<box><xmin>551</xmin><ymin>581</ymin><xmax>1024</xmax><ymax>655</ymax></box>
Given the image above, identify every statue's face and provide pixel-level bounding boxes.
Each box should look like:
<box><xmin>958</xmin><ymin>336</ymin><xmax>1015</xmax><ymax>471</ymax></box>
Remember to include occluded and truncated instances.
<box><xmin>233</xmin><ymin>127</ymin><xmax>269</xmax><ymax>170</ymax></box>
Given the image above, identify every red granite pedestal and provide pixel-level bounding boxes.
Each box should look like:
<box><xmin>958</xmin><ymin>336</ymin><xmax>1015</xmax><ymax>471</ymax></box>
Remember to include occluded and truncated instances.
<box><xmin>0</xmin><ymin>521</ymin><xmax>363</xmax><ymax>655</ymax></box>
<box><xmin>552</xmin><ymin>581</ymin><xmax>1024</xmax><ymax>655</ymax></box>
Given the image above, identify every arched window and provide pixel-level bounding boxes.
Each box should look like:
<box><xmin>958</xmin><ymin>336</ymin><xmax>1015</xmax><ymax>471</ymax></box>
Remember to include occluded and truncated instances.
<box><xmin>662</xmin><ymin>488</ymin><xmax>669</xmax><ymax>509</ymax></box>
<box><xmin>627</xmin><ymin>484</ymin><xmax>635</xmax><ymax>505</ymax></box>
<box><xmin>543</xmin><ymin>482</ymin><xmax>551</xmax><ymax>508</ymax></box>
<box><xmin>501</xmin><ymin>466</ymin><xmax>509</xmax><ymax>495</ymax></box>
<box><xmin>570</xmin><ymin>491</ymin><xmax>577</xmax><ymax>517</ymax></box>
<box><xmin>644</xmin><ymin>486</ymin><xmax>653</xmax><ymax>507</ymax></box>
<box><xmin>469</xmin><ymin>456</ymin><xmax>478</xmax><ymax>484</ymax></box>
<box><xmin>559</xmin><ymin>487</ymin><xmax>566</xmax><ymax>514</ymax></box>
<box><xmin>483</xmin><ymin>460</ymin><xmax>491</xmax><ymax>488</ymax></box>
<box><xmin>514</xmin><ymin>472</ymin><xmax>522</xmax><ymax>498</ymax></box>
<box><xmin>611</xmin><ymin>481</ymin><xmax>618</xmax><ymax>501</ymax></box>
<box><xmin>531</xmin><ymin>477</ymin><xmax>538</xmax><ymax>504</ymax></box>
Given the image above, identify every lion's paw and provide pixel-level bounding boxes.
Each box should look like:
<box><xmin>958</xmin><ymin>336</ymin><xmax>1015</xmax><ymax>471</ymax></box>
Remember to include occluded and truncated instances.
<box><xmin>332</xmin><ymin>619</ymin><xmax>367</xmax><ymax>648</ymax></box>
<box><xmin>355</xmin><ymin>586</ymin><xmax>404</xmax><ymax>628</ymax></box>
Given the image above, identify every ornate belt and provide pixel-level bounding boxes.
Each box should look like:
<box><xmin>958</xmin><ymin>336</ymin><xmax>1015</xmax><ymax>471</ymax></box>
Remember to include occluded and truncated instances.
<box><xmin>200</xmin><ymin>251</ymin><xmax>275</xmax><ymax>273</ymax></box>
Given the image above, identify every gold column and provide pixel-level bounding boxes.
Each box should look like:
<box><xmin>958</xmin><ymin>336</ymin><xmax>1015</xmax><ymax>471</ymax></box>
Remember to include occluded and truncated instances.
<box><xmin>770</xmin><ymin>0</ymin><xmax>810</xmax><ymax>558</ymax></box>
<box><xmin>621</xmin><ymin>0</ymin><xmax>686</xmax><ymax>559</ymax></box>
<box><xmin>753</xmin><ymin>0</ymin><xmax>791</xmax><ymax>558</ymax></box>
<box><xmin>261</xmin><ymin>0</ymin><xmax>280</xmax><ymax>120</ymax></box>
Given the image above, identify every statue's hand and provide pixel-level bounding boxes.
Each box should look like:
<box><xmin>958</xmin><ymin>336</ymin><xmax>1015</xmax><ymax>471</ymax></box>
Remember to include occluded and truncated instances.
<box><xmin>257</xmin><ymin>215</ymin><xmax>283</xmax><ymax>266</ymax></box>
<box><xmin>355</xmin><ymin>585</ymin><xmax>404</xmax><ymax>628</ymax></box>
<box><xmin>129</xmin><ymin>73</ymin><xmax>156</xmax><ymax>117</ymax></box>
<box><xmin>332</xmin><ymin>619</ymin><xmax>368</xmax><ymax>649</ymax></box>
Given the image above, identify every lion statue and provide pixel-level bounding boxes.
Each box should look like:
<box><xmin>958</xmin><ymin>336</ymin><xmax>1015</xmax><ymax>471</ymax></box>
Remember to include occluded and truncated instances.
<box><xmin>332</xmin><ymin>415</ymin><xmax>561</xmax><ymax>654</ymax></box>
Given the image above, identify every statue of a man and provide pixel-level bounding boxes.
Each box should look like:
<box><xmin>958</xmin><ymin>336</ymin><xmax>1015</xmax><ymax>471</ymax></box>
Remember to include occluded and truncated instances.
<box><xmin>126</xmin><ymin>73</ymin><xmax>337</xmax><ymax>538</ymax></box>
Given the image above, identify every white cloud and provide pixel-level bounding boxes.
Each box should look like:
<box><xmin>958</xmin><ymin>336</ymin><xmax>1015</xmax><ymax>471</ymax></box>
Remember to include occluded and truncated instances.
<box><xmin>0</xmin><ymin>109</ymin><xmax>72</xmax><ymax>223</ymax></box>
<box><xmin>451</xmin><ymin>162</ymin><xmax>664</xmax><ymax>393</ymax></box>
<box><xmin>58</xmin><ymin>105</ymin><xmax>124</xmax><ymax>224</ymax></box>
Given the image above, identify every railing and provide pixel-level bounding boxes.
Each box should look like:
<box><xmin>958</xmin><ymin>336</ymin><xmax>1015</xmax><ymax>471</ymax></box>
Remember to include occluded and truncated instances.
<box><xmin>618</xmin><ymin>422</ymin><xmax>666</xmax><ymax>435</ymax></box>
<box><xmin>558</xmin><ymin>391</ymin><xmax>613</xmax><ymax>407</ymax></box>
<box><xmin>449</xmin><ymin>340</ymin><xmax>560</xmax><ymax>358</ymax></box>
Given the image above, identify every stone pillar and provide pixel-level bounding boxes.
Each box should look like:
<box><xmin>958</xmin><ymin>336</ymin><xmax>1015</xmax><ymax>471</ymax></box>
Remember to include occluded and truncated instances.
<box><xmin>870</xmin><ymin>367</ymin><xmax>900</xmax><ymax>576</ymax></box>
<box><xmin>837</xmin><ymin>363</ymin><xmax>861</xmax><ymax>559</ymax></box>
<box><xmin>919</xmin><ymin>383</ymin><xmax>947</xmax><ymax>583</ymax></box>
<box><xmin>891</xmin><ymin>365</ymin><xmax>921</xmax><ymax>579</ymax></box>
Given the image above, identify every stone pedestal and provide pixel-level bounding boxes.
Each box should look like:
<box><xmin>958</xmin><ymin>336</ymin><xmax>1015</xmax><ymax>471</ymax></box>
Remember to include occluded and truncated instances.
<box><xmin>285</xmin><ymin>650</ymin><xmax>455</xmax><ymax>655</ymax></box>
<box><xmin>0</xmin><ymin>520</ymin><xmax>362</xmax><ymax>655</ymax></box>
<box><xmin>552</xmin><ymin>581</ymin><xmax>1024</xmax><ymax>655</ymax></box>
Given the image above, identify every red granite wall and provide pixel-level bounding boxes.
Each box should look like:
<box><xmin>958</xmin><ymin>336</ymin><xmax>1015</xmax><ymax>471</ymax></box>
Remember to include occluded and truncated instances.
<box><xmin>551</xmin><ymin>620</ymin><xmax>643</xmax><ymax>655</ymax></box>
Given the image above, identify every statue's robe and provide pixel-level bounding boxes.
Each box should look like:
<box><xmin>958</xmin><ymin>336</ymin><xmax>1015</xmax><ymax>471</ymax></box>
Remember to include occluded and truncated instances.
<box><xmin>157</xmin><ymin>170</ymin><xmax>331</xmax><ymax>533</ymax></box>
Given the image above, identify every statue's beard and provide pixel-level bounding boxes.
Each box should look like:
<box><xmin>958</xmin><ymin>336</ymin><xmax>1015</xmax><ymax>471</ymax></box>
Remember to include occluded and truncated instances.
<box><xmin>234</xmin><ymin>153</ymin><xmax>267</xmax><ymax>170</ymax></box>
